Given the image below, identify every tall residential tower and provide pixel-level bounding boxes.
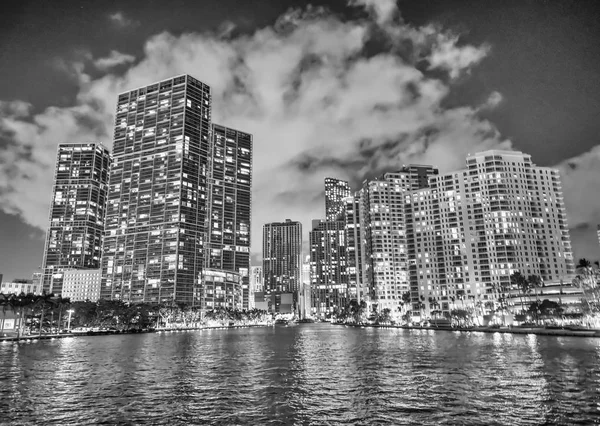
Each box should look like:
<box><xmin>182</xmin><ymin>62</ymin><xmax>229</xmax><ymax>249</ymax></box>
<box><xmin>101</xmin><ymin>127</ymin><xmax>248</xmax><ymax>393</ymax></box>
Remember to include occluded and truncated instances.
<box><xmin>360</xmin><ymin>165</ymin><xmax>438</xmax><ymax>312</ymax></box>
<box><xmin>42</xmin><ymin>143</ymin><xmax>111</xmax><ymax>295</ymax></box>
<box><xmin>101</xmin><ymin>75</ymin><xmax>211</xmax><ymax>304</ymax></box>
<box><xmin>205</xmin><ymin>124</ymin><xmax>252</xmax><ymax>308</ymax></box>
<box><xmin>262</xmin><ymin>220</ymin><xmax>303</xmax><ymax>294</ymax></box>
<box><xmin>325</xmin><ymin>178</ymin><xmax>351</xmax><ymax>221</ymax></box>
<box><xmin>406</xmin><ymin>150</ymin><xmax>575</xmax><ymax>317</ymax></box>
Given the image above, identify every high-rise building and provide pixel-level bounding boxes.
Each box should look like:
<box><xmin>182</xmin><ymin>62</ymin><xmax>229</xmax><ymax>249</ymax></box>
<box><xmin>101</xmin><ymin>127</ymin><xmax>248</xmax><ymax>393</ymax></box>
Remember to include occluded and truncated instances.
<box><xmin>250</xmin><ymin>266</ymin><xmax>264</xmax><ymax>294</ymax></box>
<box><xmin>202</xmin><ymin>268</ymin><xmax>242</xmax><ymax>310</ymax></box>
<box><xmin>262</xmin><ymin>220</ymin><xmax>303</xmax><ymax>294</ymax></box>
<box><xmin>325</xmin><ymin>178</ymin><xmax>351</xmax><ymax>221</ymax></box>
<box><xmin>405</xmin><ymin>150</ymin><xmax>575</xmax><ymax>318</ymax></box>
<box><xmin>360</xmin><ymin>165</ymin><xmax>438</xmax><ymax>312</ymax></box>
<box><xmin>298</xmin><ymin>256</ymin><xmax>312</xmax><ymax>319</ymax></box>
<box><xmin>309</xmin><ymin>219</ymin><xmax>348</xmax><ymax>317</ymax></box>
<box><xmin>101</xmin><ymin>75</ymin><xmax>211</xmax><ymax>304</ymax></box>
<box><xmin>42</xmin><ymin>143</ymin><xmax>111</xmax><ymax>296</ymax></box>
<box><xmin>206</xmin><ymin>123</ymin><xmax>252</xmax><ymax>308</ymax></box>
<box><xmin>344</xmin><ymin>193</ymin><xmax>364</xmax><ymax>302</ymax></box>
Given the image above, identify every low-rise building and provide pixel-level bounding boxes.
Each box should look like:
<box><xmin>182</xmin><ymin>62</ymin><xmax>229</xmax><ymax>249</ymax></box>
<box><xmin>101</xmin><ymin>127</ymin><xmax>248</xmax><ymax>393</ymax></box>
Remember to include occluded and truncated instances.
<box><xmin>506</xmin><ymin>275</ymin><xmax>585</xmax><ymax>315</ymax></box>
<box><xmin>0</xmin><ymin>279</ymin><xmax>41</xmax><ymax>295</ymax></box>
<box><xmin>61</xmin><ymin>269</ymin><xmax>102</xmax><ymax>302</ymax></box>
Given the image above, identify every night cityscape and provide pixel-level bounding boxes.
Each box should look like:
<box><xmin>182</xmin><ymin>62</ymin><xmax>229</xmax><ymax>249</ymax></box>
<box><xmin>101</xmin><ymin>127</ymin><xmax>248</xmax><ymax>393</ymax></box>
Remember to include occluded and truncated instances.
<box><xmin>1</xmin><ymin>0</ymin><xmax>600</xmax><ymax>424</ymax></box>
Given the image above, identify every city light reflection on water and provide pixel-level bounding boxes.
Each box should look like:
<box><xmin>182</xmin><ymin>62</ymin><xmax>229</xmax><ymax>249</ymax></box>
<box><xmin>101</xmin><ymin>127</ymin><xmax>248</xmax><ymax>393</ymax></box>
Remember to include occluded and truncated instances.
<box><xmin>1</xmin><ymin>324</ymin><xmax>599</xmax><ymax>425</ymax></box>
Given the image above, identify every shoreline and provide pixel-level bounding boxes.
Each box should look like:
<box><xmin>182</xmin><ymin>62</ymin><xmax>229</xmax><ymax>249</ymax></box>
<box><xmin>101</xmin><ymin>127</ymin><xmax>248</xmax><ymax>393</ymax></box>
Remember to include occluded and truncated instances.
<box><xmin>334</xmin><ymin>322</ymin><xmax>600</xmax><ymax>337</ymax></box>
<box><xmin>4</xmin><ymin>322</ymin><xmax>599</xmax><ymax>342</ymax></box>
<box><xmin>0</xmin><ymin>324</ymin><xmax>271</xmax><ymax>343</ymax></box>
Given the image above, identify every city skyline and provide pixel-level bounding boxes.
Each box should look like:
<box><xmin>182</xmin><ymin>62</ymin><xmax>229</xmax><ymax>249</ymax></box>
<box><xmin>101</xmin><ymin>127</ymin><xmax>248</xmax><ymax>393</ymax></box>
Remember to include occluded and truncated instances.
<box><xmin>2</xmin><ymin>0</ymin><xmax>600</xmax><ymax>281</ymax></box>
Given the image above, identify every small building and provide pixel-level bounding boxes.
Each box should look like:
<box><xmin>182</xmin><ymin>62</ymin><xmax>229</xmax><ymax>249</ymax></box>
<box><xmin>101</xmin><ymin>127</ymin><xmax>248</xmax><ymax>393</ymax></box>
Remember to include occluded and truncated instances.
<box><xmin>0</xmin><ymin>279</ymin><xmax>41</xmax><ymax>296</ymax></box>
<box><xmin>253</xmin><ymin>291</ymin><xmax>296</xmax><ymax>314</ymax></box>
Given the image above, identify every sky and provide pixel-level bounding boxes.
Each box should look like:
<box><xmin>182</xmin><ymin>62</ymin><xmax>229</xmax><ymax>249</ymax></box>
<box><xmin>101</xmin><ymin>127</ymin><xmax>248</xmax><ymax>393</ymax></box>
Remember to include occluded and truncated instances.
<box><xmin>1</xmin><ymin>0</ymin><xmax>600</xmax><ymax>282</ymax></box>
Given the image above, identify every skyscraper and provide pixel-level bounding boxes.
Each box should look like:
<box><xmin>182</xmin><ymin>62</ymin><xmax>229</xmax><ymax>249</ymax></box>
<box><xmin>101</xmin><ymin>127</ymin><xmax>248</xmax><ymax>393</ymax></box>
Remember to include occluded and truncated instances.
<box><xmin>42</xmin><ymin>143</ymin><xmax>111</xmax><ymax>295</ymax></box>
<box><xmin>325</xmin><ymin>178</ymin><xmax>351</xmax><ymax>221</ymax></box>
<box><xmin>406</xmin><ymin>150</ymin><xmax>575</xmax><ymax>318</ymax></box>
<box><xmin>360</xmin><ymin>165</ymin><xmax>438</xmax><ymax>312</ymax></box>
<box><xmin>309</xmin><ymin>219</ymin><xmax>348</xmax><ymax>317</ymax></box>
<box><xmin>250</xmin><ymin>266</ymin><xmax>264</xmax><ymax>293</ymax></box>
<box><xmin>344</xmin><ymin>193</ymin><xmax>363</xmax><ymax>302</ymax></box>
<box><xmin>101</xmin><ymin>75</ymin><xmax>211</xmax><ymax>304</ymax></box>
<box><xmin>262</xmin><ymin>219</ymin><xmax>303</xmax><ymax>294</ymax></box>
<box><xmin>206</xmin><ymin>123</ymin><xmax>252</xmax><ymax>307</ymax></box>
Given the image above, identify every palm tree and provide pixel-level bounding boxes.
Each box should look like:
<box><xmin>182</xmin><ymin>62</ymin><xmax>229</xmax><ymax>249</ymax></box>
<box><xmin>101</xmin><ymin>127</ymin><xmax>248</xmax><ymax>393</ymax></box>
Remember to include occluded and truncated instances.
<box><xmin>52</xmin><ymin>296</ymin><xmax>70</xmax><ymax>332</ymax></box>
<box><xmin>527</xmin><ymin>275</ymin><xmax>543</xmax><ymax>302</ymax></box>
<box><xmin>510</xmin><ymin>272</ymin><xmax>528</xmax><ymax>314</ymax></box>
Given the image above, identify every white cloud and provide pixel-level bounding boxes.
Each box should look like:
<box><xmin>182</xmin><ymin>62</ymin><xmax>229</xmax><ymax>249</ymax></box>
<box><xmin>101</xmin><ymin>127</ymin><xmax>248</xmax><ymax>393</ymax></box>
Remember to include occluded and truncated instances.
<box><xmin>0</xmin><ymin>100</ymin><xmax>32</xmax><ymax>118</ymax></box>
<box><xmin>5</xmin><ymin>5</ymin><xmax>596</xmax><ymax>262</ymax></box>
<box><xmin>349</xmin><ymin>0</ymin><xmax>398</xmax><ymax>25</ymax></box>
<box><xmin>108</xmin><ymin>11</ymin><xmax>139</xmax><ymax>28</ymax></box>
<box><xmin>482</xmin><ymin>91</ymin><xmax>503</xmax><ymax>109</ymax></box>
<box><xmin>429</xmin><ymin>33</ymin><xmax>490</xmax><ymax>79</ymax></box>
<box><xmin>94</xmin><ymin>50</ymin><xmax>136</xmax><ymax>71</ymax></box>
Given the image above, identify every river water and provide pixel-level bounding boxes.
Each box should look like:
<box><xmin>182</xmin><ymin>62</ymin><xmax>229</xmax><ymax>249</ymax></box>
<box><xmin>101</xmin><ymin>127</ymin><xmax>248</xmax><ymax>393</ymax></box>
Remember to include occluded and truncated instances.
<box><xmin>1</xmin><ymin>324</ymin><xmax>599</xmax><ymax>425</ymax></box>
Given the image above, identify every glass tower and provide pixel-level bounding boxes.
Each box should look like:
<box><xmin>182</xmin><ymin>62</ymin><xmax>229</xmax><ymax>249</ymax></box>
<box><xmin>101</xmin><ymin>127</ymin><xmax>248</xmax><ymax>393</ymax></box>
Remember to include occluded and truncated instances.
<box><xmin>325</xmin><ymin>178</ymin><xmax>351</xmax><ymax>221</ymax></box>
<box><xmin>101</xmin><ymin>75</ymin><xmax>211</xmax><ymax>304</ymax></box>
<box><xmin>206</xmin><ymin>124</ymin><xmax>252</xmax><ymax>307</ymax></box>
<box><xmin>42</xmin><ymin>143</ymin><xmax>111</xmax><ymax>295</ymax></box>
<box><xmin>262</xmin><ymin>220</ymin><xmax>303</xmax><ymax>294</ymax></box>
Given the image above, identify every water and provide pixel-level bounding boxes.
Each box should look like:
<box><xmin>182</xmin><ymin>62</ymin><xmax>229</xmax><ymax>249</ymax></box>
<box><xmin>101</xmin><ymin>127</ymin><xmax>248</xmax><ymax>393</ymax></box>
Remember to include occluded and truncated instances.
<box><xmin>1</xmin><ymin>324</ymin><xmax>599</xmax><ymax>425</ymax></box>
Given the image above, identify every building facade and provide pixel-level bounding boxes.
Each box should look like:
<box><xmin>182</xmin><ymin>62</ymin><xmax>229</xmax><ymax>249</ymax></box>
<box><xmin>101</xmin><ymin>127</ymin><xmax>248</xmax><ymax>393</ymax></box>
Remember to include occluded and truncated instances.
<box><xmin>101</xmin><ymin>75</ymin><xmax>211</xmax><ymax>305</ymax></box>
<box><xmin>42</xmin><ymin>143</ymin><xmax>111</xmax><ymax>296</ymax></box>
<box><xmin>262</xmin><ymin>220</ymin><xmax>303</xmax><ymax>294</ymax></box>
<box><xmin>405</xmin><ymin>150</ymin><xmax>575</xmax><ymax>318</ymax></box>
<box><xmin>325</xmin><ymin>178</ymin><xmax>351</xmax><ymax>221</ymax></box>
<box><xmin>344</xmin><ymin>193</ymin><xmax>364</xmax><ymax>303</ymax></box>
<box><xmin>0</xmin><ymin>280</ymin><xmax>41</xmax><ymax>296</ymax></box>
<box><xmin>309</xmin><ymin>219</ymin><xmax>348</xmax><ymax>317</ymax></box>
<box><xmin>250</xmin><ymin>266</ymin><xmax>264</xmax><ymax>294</ymax></box>
<box><xmin>61</xmin><ymin>269</ymin><xmax>102</xmax><ymax>302</ymax></box>
<box><xmin>202</xmin><ymin>268</ymin><xmax>242</xmax><ymax>310</ymax></box>
<box><xmin>360</xmin><ymin>165</ymin><xmax>438</xmax><ymax>313</ymax></box>
<box><xmin>205</xmin><ymin>124</ymin><xmax>252</xmax><ymax>309</ymax></box>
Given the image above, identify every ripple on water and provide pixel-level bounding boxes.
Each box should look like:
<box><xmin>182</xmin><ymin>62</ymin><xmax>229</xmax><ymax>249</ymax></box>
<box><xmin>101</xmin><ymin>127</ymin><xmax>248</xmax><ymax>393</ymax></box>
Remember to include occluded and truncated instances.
<box><xmin>0</xmin><ymin>326</ymin><xmax>599</xmax><ymax>425</ymax></box>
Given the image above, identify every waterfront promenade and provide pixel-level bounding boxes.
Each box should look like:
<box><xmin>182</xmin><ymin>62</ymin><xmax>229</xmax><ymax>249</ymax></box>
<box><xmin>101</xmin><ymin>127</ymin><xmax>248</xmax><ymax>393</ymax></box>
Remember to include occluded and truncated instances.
<box><xmin>336</xmin><ymin>322</ymin><xmax>600</xmax><ymax>337</ymax></box>
<box><xmin>4</xmin><ymin>321</ymin><xmax>600</xmax><ymax>343</ymax></box>
<box><xmin>0</xmin><ymin>323</ymin><xmax>270</xmax><ymax>343</ymax></box>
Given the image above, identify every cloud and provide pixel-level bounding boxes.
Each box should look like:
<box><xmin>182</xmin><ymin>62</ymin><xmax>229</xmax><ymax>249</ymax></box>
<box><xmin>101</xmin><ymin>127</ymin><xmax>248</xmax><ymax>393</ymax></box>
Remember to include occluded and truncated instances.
<box><xmin>482</xmin><ymin>91</ymin><xmax>503</xmax><ymax>110</ymax></box>
<box><xmin>349</xmin><ymin>0</ymin><xmax>398</xmax><ymax>25</ymax></box>
<box><xmin>108</xmin><ymin>11</ymin><xmax>139</xmax><ymax>28</ymax></box>
<box><xmin>4</xmin><ymin>4</ymin><xmax>596</xmax><ymax>263</ymax></box>
<box><xmin>94</xmin><ymin>50</ymin><xmax>136</xmax><ymax>71</ymax></box>
<box><xmin>0</xmin><ymin>100</ymin><xmax>32</xmax><ymax>118</ymax></box>
<box><xmin>428</xmin><ymin>33</ymin><xmax>490</xmax><ymax>79</ymax></box>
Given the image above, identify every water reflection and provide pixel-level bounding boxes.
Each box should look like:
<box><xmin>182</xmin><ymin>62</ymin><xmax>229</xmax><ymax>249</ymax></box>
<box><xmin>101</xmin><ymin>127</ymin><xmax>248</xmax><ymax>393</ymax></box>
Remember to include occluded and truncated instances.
<box><xmin>0</xmin><ymin>325</ymin><xmax>598</xmax><ymax>425</ymax></box>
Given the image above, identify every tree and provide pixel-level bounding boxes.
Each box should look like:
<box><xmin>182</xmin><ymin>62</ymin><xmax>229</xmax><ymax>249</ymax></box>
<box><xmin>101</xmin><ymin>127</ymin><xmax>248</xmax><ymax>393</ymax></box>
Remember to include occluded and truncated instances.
<box><xmin>510</xmin><ymin>272</ymin><xmax>529</xmax><ymax>313</ymax></box>
<box><xmin>377</xmin><ymin>308</ymin><xmax>392</xmax><ymax>324</ymax></box>
<box><xmin>527</xmin><ymin>275</ymin><xmax>543</xmax><ymax>302</ymax></box>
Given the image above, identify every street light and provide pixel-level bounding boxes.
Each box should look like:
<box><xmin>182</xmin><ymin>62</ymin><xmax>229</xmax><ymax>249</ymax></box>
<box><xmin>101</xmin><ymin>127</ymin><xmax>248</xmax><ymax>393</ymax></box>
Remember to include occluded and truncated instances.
<box><xmin>67</xmin><ymin>309</ymin><xmax>74</xmax><ymax>332</ymax></box>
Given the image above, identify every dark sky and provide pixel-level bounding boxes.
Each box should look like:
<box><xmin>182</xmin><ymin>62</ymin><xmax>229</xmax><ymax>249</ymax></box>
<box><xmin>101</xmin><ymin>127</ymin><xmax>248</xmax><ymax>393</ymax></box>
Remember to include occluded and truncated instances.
<box><xmin>1</xmin><ymin>0</ymin><xmax>600</xmax><ymax>281</ymax></box>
